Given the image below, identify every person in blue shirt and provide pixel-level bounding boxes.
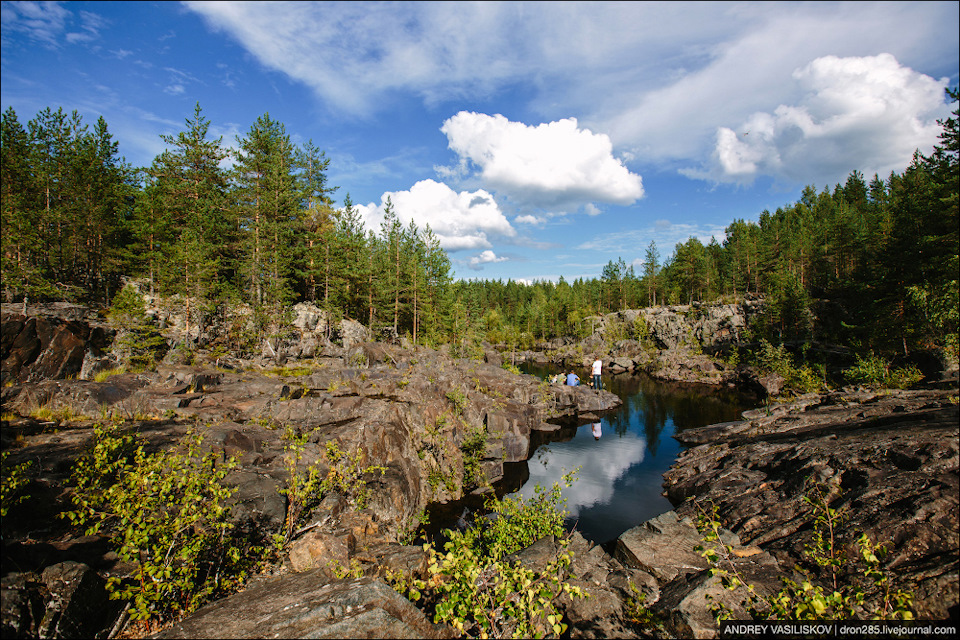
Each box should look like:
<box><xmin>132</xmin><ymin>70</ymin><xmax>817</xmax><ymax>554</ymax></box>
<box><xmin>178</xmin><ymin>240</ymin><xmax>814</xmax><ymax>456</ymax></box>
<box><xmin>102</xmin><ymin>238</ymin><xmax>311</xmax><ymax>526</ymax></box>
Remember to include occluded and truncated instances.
<box><xmin>565</xmin><ymin>371</ymin><xmax>580</xmax><ymax>386</ymax></box>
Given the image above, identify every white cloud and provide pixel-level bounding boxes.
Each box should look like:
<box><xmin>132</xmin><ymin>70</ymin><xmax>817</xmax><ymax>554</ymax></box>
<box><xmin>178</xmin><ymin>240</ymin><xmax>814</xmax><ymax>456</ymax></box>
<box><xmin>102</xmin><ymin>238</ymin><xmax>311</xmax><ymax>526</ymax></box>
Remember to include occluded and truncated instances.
<box><xmin>1</xmin><ymin>1</ymin><xmax>70</xmax><ymax>47</ymax></box>
<box><xmin>515</xmin><ymin>214</ymin><xmax>546</xmax><ymax>226</ymax></box>
<box><xmin>440</xmin><ymin>112</ymin><xmax>644</xmax><ymax>210</ymax></box>
<box><xmin>688</xmin><ymin>54</ymin><xmax>950</xmax><ymax>185</ymax></box>
<box><xmin>354</xmin><ymin>179</ymin><xmax>515</xmax><ymax>252</ymax></box>
<box><xmin>468</xmin><ymin>250</ymin><xmax>508</xmax><ymax>271</ymax></box>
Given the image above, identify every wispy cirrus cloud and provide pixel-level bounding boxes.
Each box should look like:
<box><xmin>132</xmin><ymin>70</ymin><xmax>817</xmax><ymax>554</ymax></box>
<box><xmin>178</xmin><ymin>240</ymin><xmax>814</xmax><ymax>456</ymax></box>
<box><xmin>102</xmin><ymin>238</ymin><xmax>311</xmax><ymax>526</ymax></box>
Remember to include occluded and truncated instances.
<box><xmin>183</xmin><ymin>0</ymin><xmax>957</xmax><ymax>192</ymax></box>
<box><xmin>0</xmin><ymin>1</ymin><xmax>106</xmax><ymax>48</ymax></box>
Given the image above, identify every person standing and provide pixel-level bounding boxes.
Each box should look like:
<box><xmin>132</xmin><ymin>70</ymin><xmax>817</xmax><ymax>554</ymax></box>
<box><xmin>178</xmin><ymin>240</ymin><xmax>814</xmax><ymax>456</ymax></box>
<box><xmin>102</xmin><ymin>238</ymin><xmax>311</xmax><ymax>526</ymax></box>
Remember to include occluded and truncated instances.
<box><xmin>591</xmin><ymin>358</ymin><xmax>603</xmax><ymax>390</ymax></box>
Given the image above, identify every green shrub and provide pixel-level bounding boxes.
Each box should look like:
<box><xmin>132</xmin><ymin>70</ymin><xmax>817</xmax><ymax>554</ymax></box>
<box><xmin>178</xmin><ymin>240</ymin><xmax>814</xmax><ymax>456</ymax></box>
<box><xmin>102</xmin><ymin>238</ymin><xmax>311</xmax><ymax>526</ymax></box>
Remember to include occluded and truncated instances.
<box><xmin>843</xmin><ymin>353</ymin><xmax>923</xmax><ymax>389</ymax></box>
<box><xmin>751</xmin><ymin>340</ymin><xmax>822</xmax><ymax>395</ymax></box>
<box><xmin>446</xmin><ymin>388</ymin><xmax>469</xmax><ymax>415</ymax></box>
<box><xmin>274</xmin><ymin>430</ymin><xmax>386</xmax><ymax>549</ymax></box>
<box><xmin>1</xmin><ymin>451</ymin><xmax>33</xmax><ymax>517</ymax></box>
<box><xmin>65</xmin><ymin>423</ymin><xmax>257</xmax><ymax>622</ymax></box>
<box><xmin>460</xmin><ymin>424</ymin><xmax>488</xmax><ymax>488</ymax></box>
<box><xmin>389</xmin><ymin>469</ymin><xmax>584</xmax><ymax>638</ymax></box>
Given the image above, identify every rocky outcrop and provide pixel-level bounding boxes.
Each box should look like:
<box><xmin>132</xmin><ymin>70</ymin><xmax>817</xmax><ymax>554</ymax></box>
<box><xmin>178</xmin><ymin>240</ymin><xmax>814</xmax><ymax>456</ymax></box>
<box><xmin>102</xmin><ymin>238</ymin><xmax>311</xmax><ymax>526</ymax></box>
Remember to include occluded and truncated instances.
<box><xmin>614</xmin><ymin>511</ymin><xmax>782</xmax><ymax>639</ymax></box>
<box><xmin>2</xmin><ymin>308</ymin><xmax>622</xmax><ymax>639</ymax></box>
<box><xmin>1</xmin><ymin>304</ymin><xmax>115</xmax><ymax>385</ymax></box>
<box><xmin>663</xmin><ymin>388</ymin><xmax>960</xmax><ymax>621</ymax></box>
<box><xmin>600</xmin><ymin>302</ymin><xmax>762</xmax><ymax>352</ymax></box>
<box><xmin>512</xmin><ymin>302</ymin><xmax>763</xmax><ymax>389</ymax></box>
<box><xmin>155</xmin><ymin>575</ymin><xmax>452</xmax><ymax>639</ymax></box>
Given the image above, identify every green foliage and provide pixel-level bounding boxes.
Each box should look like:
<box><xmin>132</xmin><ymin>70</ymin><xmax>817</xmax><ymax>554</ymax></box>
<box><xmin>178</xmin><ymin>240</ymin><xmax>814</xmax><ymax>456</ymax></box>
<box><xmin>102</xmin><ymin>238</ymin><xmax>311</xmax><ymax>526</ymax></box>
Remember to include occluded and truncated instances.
<box><xmin>625</xmin><ymin>581</ymin><xmax>664</xmax><ymax>630</ymax></box>
<box><xmin>319</xmin><ymin>439</ymin><xmax>386</xmax><ymax>510</ymax></box>
<box><xmin>477</xmin><ymin>468</ymin><xmax>579</xmax><ymax>558</ymax></box>
<box><xmin>1</xmin><ymin>451</ymin><xmax>33</xmax><ymax>517</ymax></box>
<box><xmin>65</xmin><ymin>422</ymin><xmax>256</xmax><ymax>622</ymax></box>
<box><xmin>693</xmin><ymin>480</ymin><xmax>915</xmax><ymax>622</ymax></box>
<box><xmin>275</xmin><ymin>429</ymin><xmax>386</xmax><ymax>549</ymax></box>
<box><xmin>108</xmin><ymin>285</ymin><xmax>168</xmax><ymax>368</ymax></box>
<box><xmin>501</xmin><ymin>362</ymin><xmax>522</xmax><ymax>375</ymax></box>
<box><xmin>460</xmin><ymin>424</ymin><xmax>488</xmax><ymax>488</ymax></box>
<box><xmin>843</xmin><ymin>353</ymin><xmax>923</xmax><ymax>389</ymax></box>
<box><xmin>446</xmin><ymin>387</ymin><xmax>468</xmax><ymax>415</ymax></box>
<box><xmin>389</xmin><ymin>470</ymin><xmax>584</xmax><ymax>638</ymax></box>
<box><xmin>750</xmin><ymin>340</ymin><xmax>822</xmax><ymax>395</ymax></box>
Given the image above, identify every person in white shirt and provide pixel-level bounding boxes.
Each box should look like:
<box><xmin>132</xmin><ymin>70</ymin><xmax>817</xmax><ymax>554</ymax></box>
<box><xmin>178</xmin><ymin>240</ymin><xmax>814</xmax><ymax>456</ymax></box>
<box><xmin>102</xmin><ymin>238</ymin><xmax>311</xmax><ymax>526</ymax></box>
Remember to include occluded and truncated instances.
<box><xmin>591</xmin><ymin>358</ymin><xmax>603</xmax><ymax>390</ymax></box>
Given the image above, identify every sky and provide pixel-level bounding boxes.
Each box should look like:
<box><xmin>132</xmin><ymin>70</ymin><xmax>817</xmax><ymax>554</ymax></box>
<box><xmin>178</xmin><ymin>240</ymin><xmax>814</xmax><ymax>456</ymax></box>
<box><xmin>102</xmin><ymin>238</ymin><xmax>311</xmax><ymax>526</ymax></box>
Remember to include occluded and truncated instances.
<box><xmin>2</xmin><ymin>1</ymin><xmax>958</xmax><ymax>283</ymax></box>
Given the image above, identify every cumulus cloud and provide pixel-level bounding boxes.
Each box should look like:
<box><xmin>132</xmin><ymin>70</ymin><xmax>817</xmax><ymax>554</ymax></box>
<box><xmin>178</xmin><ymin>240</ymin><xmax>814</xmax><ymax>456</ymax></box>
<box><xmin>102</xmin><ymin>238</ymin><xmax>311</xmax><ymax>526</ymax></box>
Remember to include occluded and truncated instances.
<box><xmin>354</xmin><ymin>179</ymin><xmax>515</xmax><ymax>252</ymax></box>
<box><xmin>468</xmin><ymin>250</ymin><xmax>508</xmax><ymax>271</ymax></box>
<box><xmin>688</xmin><ymin>54</ymin><xmax>950</xmax><ymax>185</ymax></box>
<box><xmin>439</xmin><ymin>112</ymin><xmax>644</xmax><ymax>210</ymax></box>
<box><xmin>183</xmin><ymin>0</ymin><xmax>956</xmax><ymax>179</ymax></box>
<box><xmin>515</xmin><ymin>214</ymin><xmax>546</xmax><ymax>226</ymax></box>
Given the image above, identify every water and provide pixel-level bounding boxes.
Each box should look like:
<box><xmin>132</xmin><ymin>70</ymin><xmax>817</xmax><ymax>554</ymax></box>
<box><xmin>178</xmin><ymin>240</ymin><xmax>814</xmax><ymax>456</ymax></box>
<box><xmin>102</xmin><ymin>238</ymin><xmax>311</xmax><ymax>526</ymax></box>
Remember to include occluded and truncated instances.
<box><xmin>515</xmin><ymin>363</ymin><xmax>757</xmax><ymax>545</ymax></box>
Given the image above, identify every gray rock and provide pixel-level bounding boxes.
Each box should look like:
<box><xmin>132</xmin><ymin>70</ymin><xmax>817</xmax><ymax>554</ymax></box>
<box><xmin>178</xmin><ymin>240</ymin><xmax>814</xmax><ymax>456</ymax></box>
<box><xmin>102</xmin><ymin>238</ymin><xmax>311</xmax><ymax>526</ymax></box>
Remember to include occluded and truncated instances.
<box><xmin>154</xmin><ymin>575</ymin><xmax>452</xmax><ymax>639</ymax></box>
<box><xmin>615</xmin><ymin>511</ymin><xmax>744</xmax><ymax>584</ymax></box>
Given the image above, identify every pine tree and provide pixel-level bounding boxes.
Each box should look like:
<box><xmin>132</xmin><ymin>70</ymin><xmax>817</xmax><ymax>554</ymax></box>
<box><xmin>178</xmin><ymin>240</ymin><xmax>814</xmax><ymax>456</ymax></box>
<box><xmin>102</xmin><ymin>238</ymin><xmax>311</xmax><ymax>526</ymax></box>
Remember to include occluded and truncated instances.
<box><xmin>148</xmin><ymin>103</ymin><xmax>230</xmax><ymax>338</ymax></box>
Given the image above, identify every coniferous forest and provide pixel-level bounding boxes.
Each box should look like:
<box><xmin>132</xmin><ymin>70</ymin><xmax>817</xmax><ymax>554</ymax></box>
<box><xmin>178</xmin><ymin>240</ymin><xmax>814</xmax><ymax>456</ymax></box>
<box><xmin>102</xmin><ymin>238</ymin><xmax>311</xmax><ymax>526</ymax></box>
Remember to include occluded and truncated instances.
<box><xmin>2</xmin><ymin>92</ymin><xmax>957</xmax><ymax>361</ymax></box>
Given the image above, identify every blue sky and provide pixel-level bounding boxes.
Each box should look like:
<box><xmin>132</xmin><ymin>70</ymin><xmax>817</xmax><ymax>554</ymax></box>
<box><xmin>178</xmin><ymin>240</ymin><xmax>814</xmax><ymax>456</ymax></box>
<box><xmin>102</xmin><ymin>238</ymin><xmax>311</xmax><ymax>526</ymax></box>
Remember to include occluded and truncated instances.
<box><xmin>2</xmin><ymin>1</ymin><xmax>957</xmax><ymax>282</ymax></box>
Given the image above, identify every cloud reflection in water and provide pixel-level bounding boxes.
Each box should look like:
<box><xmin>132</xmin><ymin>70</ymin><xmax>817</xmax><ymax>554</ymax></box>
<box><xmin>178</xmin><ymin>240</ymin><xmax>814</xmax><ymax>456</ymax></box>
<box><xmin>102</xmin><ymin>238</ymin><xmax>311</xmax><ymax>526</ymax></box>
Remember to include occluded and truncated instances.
<box><xmin>517</xmin><ymin>423</ymin><xmax>647</xmax><ymax>519</ymax></box>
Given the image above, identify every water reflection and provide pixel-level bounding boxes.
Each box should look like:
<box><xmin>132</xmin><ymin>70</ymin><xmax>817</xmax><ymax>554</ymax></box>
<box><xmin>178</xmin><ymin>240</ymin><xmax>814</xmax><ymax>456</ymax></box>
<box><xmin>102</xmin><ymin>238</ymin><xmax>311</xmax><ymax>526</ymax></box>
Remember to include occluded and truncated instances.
<box><xmin>515</xmin><ymin>363</ymin><xmax>755</xmax><ymax>545</ymax></box>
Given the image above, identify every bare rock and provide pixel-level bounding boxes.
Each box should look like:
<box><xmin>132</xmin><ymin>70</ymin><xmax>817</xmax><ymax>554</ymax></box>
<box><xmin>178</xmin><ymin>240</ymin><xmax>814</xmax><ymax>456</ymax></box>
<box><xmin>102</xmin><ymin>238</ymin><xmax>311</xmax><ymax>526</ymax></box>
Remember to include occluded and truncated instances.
<box><xmin>663</xmin><ymin>388</ymin><xmax>960</xmax><ymax>620</ymax></box>
<box><xmin>154</xmin><ymin>574</ymin><xmax>453</xmax><ymax>639</ymax></box>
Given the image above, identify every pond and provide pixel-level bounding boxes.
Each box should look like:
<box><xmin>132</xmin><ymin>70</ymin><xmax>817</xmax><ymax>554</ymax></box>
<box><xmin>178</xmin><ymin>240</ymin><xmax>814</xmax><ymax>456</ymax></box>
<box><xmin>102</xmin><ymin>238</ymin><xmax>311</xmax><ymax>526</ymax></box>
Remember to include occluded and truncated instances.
<box><xmin>514</xmin><ymin>363</ymin><xmax>756</xmax><ymax>546</ymax></box>
<box><xmin>425</xmin><ymin>363</ymin><xmax>757</xmax><ymax>546</ymax></box>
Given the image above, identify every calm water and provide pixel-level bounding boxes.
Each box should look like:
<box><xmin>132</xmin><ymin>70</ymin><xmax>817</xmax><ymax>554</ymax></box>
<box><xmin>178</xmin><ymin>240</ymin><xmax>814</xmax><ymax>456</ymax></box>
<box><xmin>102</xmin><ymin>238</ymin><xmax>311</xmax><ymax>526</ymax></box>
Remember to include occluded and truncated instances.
<box><xmin>514</xmin><ymin>363</ymin><xmax>756</xmax><ymax>545</ymax></box>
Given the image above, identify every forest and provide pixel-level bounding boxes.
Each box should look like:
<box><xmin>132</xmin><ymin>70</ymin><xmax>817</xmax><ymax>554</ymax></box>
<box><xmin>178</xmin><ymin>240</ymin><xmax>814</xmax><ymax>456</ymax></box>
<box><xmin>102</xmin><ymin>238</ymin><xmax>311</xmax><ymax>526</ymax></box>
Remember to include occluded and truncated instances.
<box><xmin>2</xmin><ymin>92</ymin><xmax>957</xmax><ymax>361</ymax></box>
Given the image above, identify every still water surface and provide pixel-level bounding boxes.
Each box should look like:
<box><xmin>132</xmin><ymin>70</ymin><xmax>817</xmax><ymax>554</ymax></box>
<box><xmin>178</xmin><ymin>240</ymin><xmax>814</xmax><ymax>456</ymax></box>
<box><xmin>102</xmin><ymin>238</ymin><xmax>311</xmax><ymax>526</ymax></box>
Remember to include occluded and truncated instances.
<box><xmin>514</xmin><ymin>364</ymin><xmax>756</xmax><ymax>545</ymax></box>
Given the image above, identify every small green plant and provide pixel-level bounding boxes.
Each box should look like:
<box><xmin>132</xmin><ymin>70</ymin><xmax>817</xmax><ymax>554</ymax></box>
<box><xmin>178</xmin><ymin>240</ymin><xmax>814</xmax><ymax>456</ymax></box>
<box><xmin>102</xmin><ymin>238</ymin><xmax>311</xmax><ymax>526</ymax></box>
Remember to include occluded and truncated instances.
<box><xmin>328</xmin><ymin>557</ymin><xmax>366</xmax><ymax>579</ymax></box>
<box><xmin>1</xmin><ymin>451</ymin><xmax>33</xmax><ymax>517</ymax></box>
<box><xmin>93</xmin><ymin>366</ymin><xmax>126</xmax><ymax>382</ymax></box>
<box><xmin>319</xmin><ymin>439</ymin><xmax>387</xmax><ymax>510</ymax></box>
<box><xmin>501</xmin><ymin>362</ymin><xmax>522</xmax><ymax>375</ymax></box>
<box><xmin>460</xmin><ymin>424</ymin><xmax>488</xmax><ymax>488</ymax></box>
<box><xmin>31</xmin><ymin>403</ymin><xmax>80</xmax><ymax>422</ymax></box>
<box><xmin>446</xmin><ymin>388</ymin><xmax>468</xmax><ymax>416</ymax></box>
<box><xmin>625</xmin><ymin>581</ymin><xmax>663</xmax><ymax>630</ymax></box>
<box><xmin>400</xmin><ymin>508</ymin><xmax>431</xmax><ymax>545</ymax></box>
<box><xmin>65</xmin><ymin>422</ymin><xmax>256</xmax><ymax>622</ymax></box>
<box><xmin>274</xmin><ymin>431</ymin><xmax>387</xmax><ymax>549</ymax></box>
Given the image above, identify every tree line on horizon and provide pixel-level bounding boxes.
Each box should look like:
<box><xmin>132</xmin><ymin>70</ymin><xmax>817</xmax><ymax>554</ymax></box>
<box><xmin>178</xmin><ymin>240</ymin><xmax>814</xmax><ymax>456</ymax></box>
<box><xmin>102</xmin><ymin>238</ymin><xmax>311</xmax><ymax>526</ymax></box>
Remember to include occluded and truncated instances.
<box><xmin>1</xmin><ymin>93</ymin><xmax>957</xmax><ymax>360</ymax></box>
